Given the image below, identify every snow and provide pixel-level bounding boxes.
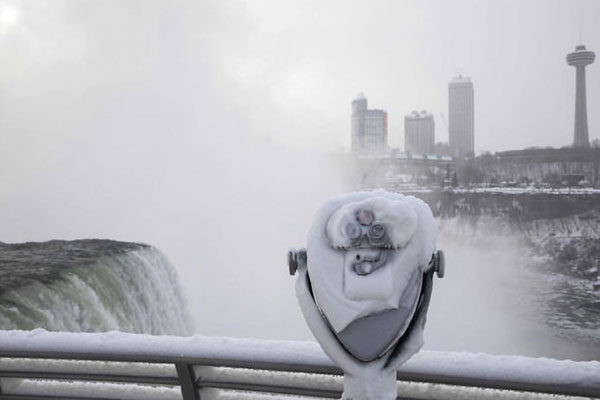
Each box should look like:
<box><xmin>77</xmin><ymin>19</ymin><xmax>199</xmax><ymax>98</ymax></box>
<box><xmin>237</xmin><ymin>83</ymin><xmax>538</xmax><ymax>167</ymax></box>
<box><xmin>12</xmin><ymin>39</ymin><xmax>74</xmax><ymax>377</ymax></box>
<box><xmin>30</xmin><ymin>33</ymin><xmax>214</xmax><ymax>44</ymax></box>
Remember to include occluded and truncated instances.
<box><xmin>451</xmin><ymin>187</ymin><xmax>600</xmax><ymax>195</ymax></box>
<box><xmin>408</xmin><ymin>351</ymin><xmax>600</xmax><ymax>388</ymax></box>
<box><xmin>1</xmin><ymin>378</ymin><xmax>181</xmax><ymax>400</ymax></box>
<box><xmin>194</xmin><ymin>368</ymin><xmax>595</xmax><ymax>400</ymax></box>
<box><xmin>0</xmin><ymin>329</ymin><xmax>332</xmax><ymax>367</ymax></box>
<box><xmin>2</xmin><ymin>376</ymin><xmax>594</xmax><ymax>400</ymax></box>
<box><xmin>0</xmin><ymin>357</ymin><xmax>176</xmax><ymax>377</ymax></box>
<box><xmin>306</xmin><ymin>191</ymin><xmax>436</xmax><ymax>332</ymax></box>
<box><xmin>194</xmin><ymin>365</ymin><xmax>341</xmax><ymax>392</ymax></box>
<box><xmin>0</xmin><ymin>329</ymin><xmax>597</xmax><ymax>383</ymax></box>
<box><xmin>392</xmin><ymin>187</ymin><xmax>600</xmax><ymax>196</ymax></box>
<box><xmin>300</xmin><ymin>191</ymin><xmax>438</xmax><ymax>399</ymax></box>
<box><xmin>0</xmin><ymin>330</ymin><xmax>599</xmax><ymax>399</ymax></box>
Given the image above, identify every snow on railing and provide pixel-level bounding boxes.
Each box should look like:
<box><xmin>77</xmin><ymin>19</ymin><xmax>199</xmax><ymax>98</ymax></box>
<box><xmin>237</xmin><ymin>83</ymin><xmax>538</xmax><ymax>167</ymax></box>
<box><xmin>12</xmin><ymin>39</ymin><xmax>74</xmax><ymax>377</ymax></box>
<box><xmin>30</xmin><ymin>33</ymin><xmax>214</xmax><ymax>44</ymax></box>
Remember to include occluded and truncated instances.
<box><xmin>0</xmin><ymin>329</ymin><xmax>599</xmax><ymax>400</ymax></box>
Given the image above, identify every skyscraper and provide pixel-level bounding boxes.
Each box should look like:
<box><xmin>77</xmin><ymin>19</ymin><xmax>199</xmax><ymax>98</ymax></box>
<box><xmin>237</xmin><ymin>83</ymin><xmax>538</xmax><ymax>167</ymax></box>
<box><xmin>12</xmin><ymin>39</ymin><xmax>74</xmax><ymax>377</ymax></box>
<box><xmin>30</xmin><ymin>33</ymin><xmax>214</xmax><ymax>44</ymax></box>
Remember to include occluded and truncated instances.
<box><xmin>351</xmin><ymin>93</ymin><xmax>388</xmax><ymax>154</ymax></box>
<box><xmin>567</xmin><ymin>44</ymin><xmax>595</xmax><ymax>148</ymax></box>
<box><xmin>404</xmin><ymin>110</ymin><xmax>435</xmax><ymax>154</ymax></box>
<box><xmin>448</xmin><ymin>76</ymin><xmax>474</xmax><ymax>158</ymax></box>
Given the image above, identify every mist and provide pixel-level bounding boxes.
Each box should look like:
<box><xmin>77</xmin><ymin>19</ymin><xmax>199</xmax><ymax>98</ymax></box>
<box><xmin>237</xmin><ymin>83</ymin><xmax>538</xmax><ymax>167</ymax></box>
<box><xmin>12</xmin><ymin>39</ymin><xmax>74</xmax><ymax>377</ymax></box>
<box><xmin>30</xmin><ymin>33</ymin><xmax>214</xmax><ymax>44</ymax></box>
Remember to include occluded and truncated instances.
<box><xmin>426</xmin><ymin>218</ymin><xmax>598</xmax><ymax>360</ymax></box>
<box><xmin>0</xmin><ymin>0</ymin><xmax>345</xmax><ymax>340</ymax></box>
<box><xmin>0</xmin><ymin>0</ymin><xmax>599</xmax><ymax>356</ymax></box>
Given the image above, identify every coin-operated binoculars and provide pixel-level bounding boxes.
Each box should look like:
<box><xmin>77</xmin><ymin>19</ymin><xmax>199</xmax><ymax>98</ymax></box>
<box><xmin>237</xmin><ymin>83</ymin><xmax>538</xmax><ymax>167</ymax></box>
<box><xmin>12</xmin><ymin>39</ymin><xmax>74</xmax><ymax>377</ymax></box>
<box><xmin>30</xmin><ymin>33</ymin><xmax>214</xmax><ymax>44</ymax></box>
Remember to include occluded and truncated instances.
<box><xmin>288</xmin><ymin>191</ymin><xmax>444</xmax><ymax>400</ymax></box>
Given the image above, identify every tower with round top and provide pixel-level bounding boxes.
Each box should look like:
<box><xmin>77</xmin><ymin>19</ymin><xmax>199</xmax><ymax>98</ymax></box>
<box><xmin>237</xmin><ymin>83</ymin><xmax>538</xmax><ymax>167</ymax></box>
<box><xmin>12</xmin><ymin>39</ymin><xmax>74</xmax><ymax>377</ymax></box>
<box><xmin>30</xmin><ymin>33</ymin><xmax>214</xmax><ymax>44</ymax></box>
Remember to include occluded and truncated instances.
<box><xmin>567</xmin><ymin>44</ymin><xmax>595</xmax><ymax>148</ymax></box>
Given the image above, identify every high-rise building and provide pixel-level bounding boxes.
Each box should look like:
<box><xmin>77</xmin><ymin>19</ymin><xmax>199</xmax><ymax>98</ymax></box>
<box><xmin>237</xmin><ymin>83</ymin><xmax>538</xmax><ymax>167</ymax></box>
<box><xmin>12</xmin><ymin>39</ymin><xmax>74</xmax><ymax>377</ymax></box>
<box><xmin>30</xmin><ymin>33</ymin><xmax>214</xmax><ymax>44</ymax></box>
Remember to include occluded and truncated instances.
<box><xmin>567</xmin><ymin>44</ymin><xmax>595</xmax><ymax>148</ymax></box>
<box><xmin>434</xmin><ymin>141</ymin><xmax>450</xmax><ymax>156</ymax></box>
<box><xmin>351</xmin><ymin>93</ymin><xmax>388</xmax><ymax>154</ymax></box>
<box><xmin>404</xmin><ymin>110</ymin><xmax>435</xmax><ymax>154</ymax></box>
<box><xmin>448</xmin><ymin>76</ymin><xmax>474</xmax><ymax>158</ymax></box>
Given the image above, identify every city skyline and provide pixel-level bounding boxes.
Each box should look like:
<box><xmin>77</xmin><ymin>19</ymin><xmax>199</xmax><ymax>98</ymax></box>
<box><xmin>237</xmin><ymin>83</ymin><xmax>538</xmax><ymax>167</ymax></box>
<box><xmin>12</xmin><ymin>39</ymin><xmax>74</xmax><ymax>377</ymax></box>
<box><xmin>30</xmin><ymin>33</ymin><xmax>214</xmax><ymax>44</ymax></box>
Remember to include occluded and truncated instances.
<box><xmin>352</xmin><ymin>39</ymin><xmax>599</xmax><ymax>156</ymax></box>
<box><xmin>325</xmin><ymin>2</ymin><xmax>599</xmax><ymax>154</ymax></box>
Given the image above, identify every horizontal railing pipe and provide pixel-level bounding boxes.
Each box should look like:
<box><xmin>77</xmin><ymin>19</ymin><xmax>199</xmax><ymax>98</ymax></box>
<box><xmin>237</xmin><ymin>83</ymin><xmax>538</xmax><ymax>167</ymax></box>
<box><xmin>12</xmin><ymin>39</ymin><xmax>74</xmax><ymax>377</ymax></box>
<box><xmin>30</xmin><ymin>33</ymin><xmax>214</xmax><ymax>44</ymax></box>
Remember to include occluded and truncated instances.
<box><xmin>0</xmin><ymin>370</ymin><xmax>180</xmax><ymax>385</ymax></box>
<box><xmin>0</xmin><ymin>330</ymin><xmax>598</xmax><ymax>399</ymax></box>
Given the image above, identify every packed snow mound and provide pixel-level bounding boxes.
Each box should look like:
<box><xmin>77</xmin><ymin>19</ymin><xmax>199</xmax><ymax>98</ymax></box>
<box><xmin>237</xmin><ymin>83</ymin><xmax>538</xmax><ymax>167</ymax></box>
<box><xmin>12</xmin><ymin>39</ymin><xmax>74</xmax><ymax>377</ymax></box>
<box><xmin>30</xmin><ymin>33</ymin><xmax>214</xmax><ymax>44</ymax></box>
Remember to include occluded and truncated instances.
<box><xmin>307</xmin><ymin>191</ymin><xmax>436</xmax><ymax>332</ymax></box>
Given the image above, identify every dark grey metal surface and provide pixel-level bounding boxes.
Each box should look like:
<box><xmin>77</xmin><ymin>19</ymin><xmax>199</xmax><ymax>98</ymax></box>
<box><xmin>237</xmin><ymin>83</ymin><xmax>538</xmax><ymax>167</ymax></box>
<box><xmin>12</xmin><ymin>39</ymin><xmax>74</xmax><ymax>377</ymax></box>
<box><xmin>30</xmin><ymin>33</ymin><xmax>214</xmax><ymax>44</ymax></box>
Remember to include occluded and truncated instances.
<box><xmin>336</xmin><ymin>269</ymin><xmax>421</xmax><ymax>362</ymax></box>
<box><xmin>337</xmin><ymin>307</ymin><xmax>408</xmax><ymax>361</ymax></box>
<box><xmin>176</xmin><ymin>363</ymin><xmax>200</xmax><ymax>400</ymax></box>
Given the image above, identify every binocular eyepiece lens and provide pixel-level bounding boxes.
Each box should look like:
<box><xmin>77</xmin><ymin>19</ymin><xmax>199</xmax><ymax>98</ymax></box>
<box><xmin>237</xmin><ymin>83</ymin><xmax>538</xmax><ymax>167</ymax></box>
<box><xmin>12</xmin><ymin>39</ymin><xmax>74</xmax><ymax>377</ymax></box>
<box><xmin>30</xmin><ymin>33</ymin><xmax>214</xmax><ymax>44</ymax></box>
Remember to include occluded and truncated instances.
<box><xmin>344</xmin><ymin>221</ymin><xmax>387</xmax><ymax>246</ymax></box>
<box><xmin>368</xmin><ymin>223</ymin><xmax>386</xmax><ymax>245</ymax></box>
<box><xmin>357</xmin><ymin>209</ymin><xmax>374</xmax><ymax>225</ymax></box>
<box><xmin>368</xmin><ymin>224</ymin><xmax>385</xmax><ymax>239</ymax></box>
<box><xmin>344</xmin><ymin>221</ymin><xmax>362</xmax><ymax>240</ymax></box>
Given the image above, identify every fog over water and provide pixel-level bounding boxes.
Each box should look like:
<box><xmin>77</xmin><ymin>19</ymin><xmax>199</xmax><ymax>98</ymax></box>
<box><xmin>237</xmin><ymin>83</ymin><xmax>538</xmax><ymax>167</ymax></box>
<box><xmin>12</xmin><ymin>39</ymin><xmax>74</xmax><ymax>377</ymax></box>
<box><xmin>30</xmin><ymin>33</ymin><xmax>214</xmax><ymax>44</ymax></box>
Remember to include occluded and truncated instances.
<box><xmin>0</xmin><ymin>0</ymin><xmax>599</xmax><ymax>359</ymax></box>
<box><xmin>427</xmin><ymin>219</ymin><xmax>600</xmax><ymax>360</ymax></box>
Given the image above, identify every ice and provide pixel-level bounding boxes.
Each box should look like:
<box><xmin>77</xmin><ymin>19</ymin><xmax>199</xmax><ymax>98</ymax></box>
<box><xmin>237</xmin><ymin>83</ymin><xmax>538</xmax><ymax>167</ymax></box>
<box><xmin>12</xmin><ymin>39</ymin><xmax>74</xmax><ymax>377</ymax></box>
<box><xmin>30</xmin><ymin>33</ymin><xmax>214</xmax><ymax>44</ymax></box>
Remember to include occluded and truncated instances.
<box><xmin>0</xmin><ymin>329</ymin><xmax>598</xmax><ymax>398</ymax></box>
<box><xmin>297</xmin><ymin>191</ymin><xmax>439</xmax><ymax>398</ymax></box>
<box><xmin>0</xmin><ymin>329</ymin><xmax>331</xmax><ymax>367</ymax></box>
<box><xmin>0</xmin><ymin>246</ymin><xmax>192</xmax><ymax>335</ymax></box>
<box><xmin>0</xmin><ymin>357</ymin><xmax>176</xmax><ymax>377</ymax></box>
<box><xmin>452</xmin><ymin>187</ymin><xmax>600</xmax><ymax>195</ymax></box>
<box><xmin>1</xmin><ymin>378</ymin><xmax>181</xmax><ymax>400</ymax></box>
<box><xmin>306</xmin><ymin>191</ymin><xmax>437</xmax><ymax>333</ymax></box>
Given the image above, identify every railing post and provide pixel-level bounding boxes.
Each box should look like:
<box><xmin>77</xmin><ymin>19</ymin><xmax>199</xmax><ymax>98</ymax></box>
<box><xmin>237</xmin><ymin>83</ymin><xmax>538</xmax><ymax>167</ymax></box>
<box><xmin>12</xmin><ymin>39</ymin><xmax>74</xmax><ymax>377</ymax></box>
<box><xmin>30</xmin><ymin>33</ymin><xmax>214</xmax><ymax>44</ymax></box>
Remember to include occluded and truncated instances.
<box><xmin>176</xmin><ymin>363</ymin><xmax>200</xmax><ymax>400</ymax></box>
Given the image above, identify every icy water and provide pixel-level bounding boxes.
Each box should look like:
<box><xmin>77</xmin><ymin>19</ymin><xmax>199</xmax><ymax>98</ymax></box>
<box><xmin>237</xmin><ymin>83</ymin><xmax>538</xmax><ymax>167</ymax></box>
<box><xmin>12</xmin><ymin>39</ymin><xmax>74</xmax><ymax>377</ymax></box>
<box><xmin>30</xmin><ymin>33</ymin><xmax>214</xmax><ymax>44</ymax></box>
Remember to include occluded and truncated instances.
<box><xmin>0</xmin><ymin>240</ymin><xmax>145</xmax><ymax>293</ymax></box>
<box><xmin>531</xmin><ymin>262</ymin><xmax>600</xmax><ymax>353</ymax></box>
<box><xmin>0</xmin><ymin>240</ymin><xmax>192</xmax><ymax>335</ymax></box>
<box><xmin>425</xmin><ymin>219</ymin><xmax>600</xmax><ymax>361</ymax></box>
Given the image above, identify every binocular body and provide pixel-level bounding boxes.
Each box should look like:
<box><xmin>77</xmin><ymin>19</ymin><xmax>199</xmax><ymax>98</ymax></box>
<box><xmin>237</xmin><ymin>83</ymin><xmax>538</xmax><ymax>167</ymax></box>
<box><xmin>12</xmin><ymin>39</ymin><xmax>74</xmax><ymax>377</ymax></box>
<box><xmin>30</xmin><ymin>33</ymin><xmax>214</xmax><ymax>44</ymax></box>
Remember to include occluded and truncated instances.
<box><xmin>289</xmin><ymin>191</ymin><xmax>444</xmax><ymax>400</ymax></box>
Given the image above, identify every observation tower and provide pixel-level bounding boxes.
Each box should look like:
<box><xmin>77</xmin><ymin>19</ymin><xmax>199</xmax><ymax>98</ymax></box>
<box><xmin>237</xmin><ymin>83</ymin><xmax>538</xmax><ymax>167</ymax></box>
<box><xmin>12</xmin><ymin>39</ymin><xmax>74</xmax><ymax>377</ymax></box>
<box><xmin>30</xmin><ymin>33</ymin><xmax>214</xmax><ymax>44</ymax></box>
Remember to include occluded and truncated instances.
<box><xmin>567</xmin><ymin>44</ymin><xmax>595</xmax><ymax>148</ymax></box>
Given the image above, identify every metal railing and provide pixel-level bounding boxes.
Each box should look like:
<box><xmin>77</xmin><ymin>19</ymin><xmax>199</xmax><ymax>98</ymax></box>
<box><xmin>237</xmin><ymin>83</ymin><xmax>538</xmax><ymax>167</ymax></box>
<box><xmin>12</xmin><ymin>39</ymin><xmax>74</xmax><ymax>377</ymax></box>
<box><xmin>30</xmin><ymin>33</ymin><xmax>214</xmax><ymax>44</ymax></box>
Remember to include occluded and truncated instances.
<box><xmin>0</xmin><ymin>330</ymin><xmax>599</xmax><ymax>399</ymax></box>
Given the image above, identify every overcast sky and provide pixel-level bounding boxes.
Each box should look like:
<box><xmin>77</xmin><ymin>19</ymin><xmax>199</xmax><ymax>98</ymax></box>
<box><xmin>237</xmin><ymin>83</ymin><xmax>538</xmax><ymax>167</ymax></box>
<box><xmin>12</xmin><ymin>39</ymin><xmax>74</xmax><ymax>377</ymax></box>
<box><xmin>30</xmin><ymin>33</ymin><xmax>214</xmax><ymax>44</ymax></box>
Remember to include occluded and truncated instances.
<box><xmin>0</xmin><ymin>0</ymin><xmax>599</xmax><ymax>342</ymax></box>
<box><xmin>0</xmin><ymin>0</ymin><xmax>598</xmax><ymax>155</ymax></box>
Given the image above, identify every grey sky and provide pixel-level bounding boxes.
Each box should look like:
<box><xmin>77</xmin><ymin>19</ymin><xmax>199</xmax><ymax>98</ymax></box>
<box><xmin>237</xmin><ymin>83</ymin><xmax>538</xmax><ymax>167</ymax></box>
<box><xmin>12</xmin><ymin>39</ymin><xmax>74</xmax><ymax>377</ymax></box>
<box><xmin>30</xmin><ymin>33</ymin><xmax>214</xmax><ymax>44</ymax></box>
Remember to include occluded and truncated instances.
<box><xmin>2</xmin><ymin>1</ymin><xmax>598</xmax><ymax>154</ymax></box>
<box><xmin>0</xmin><ymin>0</ymin><xmax>599</xmax><ymax>342</ymax></box>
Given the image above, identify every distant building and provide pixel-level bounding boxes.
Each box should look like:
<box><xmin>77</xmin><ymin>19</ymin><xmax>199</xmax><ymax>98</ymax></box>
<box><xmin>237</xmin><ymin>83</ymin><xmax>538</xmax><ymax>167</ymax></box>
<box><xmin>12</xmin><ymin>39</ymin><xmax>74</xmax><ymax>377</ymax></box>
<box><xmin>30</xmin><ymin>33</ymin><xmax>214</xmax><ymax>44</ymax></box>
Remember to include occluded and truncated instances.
<box><xmin>404</xmin><ymin>110</ymin><xmax>434</xmax><ymax>154</ymax></box>
<box><xmin>566</xmin><ymin>44</ymin><xmax>595</xmax><ymax>148</ymax></box>
<box><xmin>434</xmin><ymin>141</ymin><xmax>450</xmax><ymax>156</ymax></box>
<box><xmin>351</xmin><ymin>93</ymin><xmax>388</xmax><ymax>154</ymax></box>
<box><xmin>449</xmin><ymin>76</ymin><xmax>474</xmax><ymax>158</ymax></box>
<box><xmin>471</xmin><ymin>147</ymin><xmax>600</xmax><ymax>186</ymax></box>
